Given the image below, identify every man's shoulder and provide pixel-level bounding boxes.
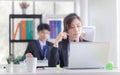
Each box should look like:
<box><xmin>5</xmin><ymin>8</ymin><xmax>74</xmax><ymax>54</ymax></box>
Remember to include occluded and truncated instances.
<box><xmin>28</xmin><ymin>40</ymin><xmax>37</xmax><ymax>44</ymax></box>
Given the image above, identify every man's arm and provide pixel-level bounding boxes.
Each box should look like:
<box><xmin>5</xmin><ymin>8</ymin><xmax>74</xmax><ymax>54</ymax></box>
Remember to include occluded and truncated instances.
<box><xmin>22</xmin><ymin>42</ymin><xmax>34</xmax><ymax>60</ymax></box>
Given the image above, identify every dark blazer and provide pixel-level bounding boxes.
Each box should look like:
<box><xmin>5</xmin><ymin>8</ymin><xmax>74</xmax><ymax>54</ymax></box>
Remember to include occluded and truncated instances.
<box><xmin>23</xmin><ymin>40</ymin><xmax>53</xmax><ymax>60</ymax></box>
<box><xmin>48</xmin><ymin>39</ymin><xmax>88</xmax><ymax>67</ymax></box>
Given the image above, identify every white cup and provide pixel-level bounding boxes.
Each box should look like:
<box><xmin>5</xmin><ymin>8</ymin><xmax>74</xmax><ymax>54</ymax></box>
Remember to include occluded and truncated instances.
<box><xmin>25</xmin><ymin>57</ymin><xmax>37</xmax><ymax>72</ymax></box>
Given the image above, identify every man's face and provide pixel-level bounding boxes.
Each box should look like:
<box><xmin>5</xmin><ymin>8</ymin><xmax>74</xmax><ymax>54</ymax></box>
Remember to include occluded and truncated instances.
<box><xmin>37</xmin><ymin>29</ymin><xmax>50</xmax><ymax>41</ymax></box>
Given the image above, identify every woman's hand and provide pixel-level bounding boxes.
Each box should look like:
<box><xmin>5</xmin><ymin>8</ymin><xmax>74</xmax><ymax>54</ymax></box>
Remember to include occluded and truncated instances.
<box><xmin>54</xmin><ymin>32</ymin><xmax>68</xmax><ymax>47</ymax></box>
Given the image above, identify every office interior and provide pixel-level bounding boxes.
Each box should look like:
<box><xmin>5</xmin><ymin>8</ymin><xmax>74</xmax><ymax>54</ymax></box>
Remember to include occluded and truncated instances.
<box><xmin>0</xmin><ymin>0</ymin><xmax>120</xmax><ymax>72</ymax></box>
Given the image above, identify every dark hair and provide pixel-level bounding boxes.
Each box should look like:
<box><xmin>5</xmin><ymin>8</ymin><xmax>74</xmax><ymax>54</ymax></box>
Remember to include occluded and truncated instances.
<box><xmin>37</xmin><ymin>23</ymin><xmax>50</xmax><ymax>32</ymax></box>
<box><xmin>63</xmin><ymin>13</ymin><xmax>82</xmax><ymax>32</ymax></box>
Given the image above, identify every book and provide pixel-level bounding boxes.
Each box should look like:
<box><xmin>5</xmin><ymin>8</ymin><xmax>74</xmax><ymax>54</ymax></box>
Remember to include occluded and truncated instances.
<box><xmin>49</xmin><ymin>20</ymin><xmax>54</xmax><ymax>39</ymax></box>
<box><xmin>57</xmin><ymin>20</ymin><xmax>61</xmax><ymax>36</ymax></box>
<box><xmin>54</xmin><ymin>20</ymin><xmax>58</xmax><ymax>38</ymax></box>
<box><xmin>13</xmin><ymin>23</ymin><xmax>20</xmax><ymax>40</ymax></box>
<box><xmin>54</xmin><ymin>20</ymin><xmax>62</xmax><ymax>38</ymax></box>
<box><xmin>49</xmin><ymin>20</ymin><xmax>62</xmax><ymax>39</ymax></box>
<box><xmin>14</xmin><ymin>20</ymin><xmax>34</xmax><ymax>40</ymax></box>
<box><xmin>21</xmin><ymin>20</ymin><xmax>26</xmax><ymax>40</ymax></box>
<box><xmin>30</xmin><ymin>20</ymin><xmax>34</xmax><ymax>40</ymax></box>
<box><xmin>26</xmin><ymin>20</ymin><xmax>34</xmax><ymax>40</ymax></box>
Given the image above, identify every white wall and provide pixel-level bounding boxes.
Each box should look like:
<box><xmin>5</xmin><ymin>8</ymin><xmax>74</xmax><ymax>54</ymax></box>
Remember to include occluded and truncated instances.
<box><xmin>117</xmin><ymin>0</ymin><xmax>120</xmax><ymax>67</ymax></box>
<box><xmin>88</xmin><ymin>0</ymin><xmax>118</xmax><ymax>67</ymax></box>
<box><xmin>79</xmin><ymin>0</ymin><xmax>88</xmax><ymax>26</ymax></box>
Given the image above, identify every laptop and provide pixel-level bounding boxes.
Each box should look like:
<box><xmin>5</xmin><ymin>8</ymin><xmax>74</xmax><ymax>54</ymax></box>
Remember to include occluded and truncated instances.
<box><xmin>67</xmin><ymin>42</ymin><xmax>110</xmax><ymax>69</ymax></box>
<box><xmin>37</xmin><ymin>60</ymin><xmax>48</xmax><ymax>68</ymax></box>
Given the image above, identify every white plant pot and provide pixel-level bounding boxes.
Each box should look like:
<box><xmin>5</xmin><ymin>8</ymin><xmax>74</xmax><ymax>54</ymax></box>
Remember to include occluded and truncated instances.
<box><xmin>13</xmin><ymin>64</ymin><xmax>21</xmax><ymax>72</ymax></box>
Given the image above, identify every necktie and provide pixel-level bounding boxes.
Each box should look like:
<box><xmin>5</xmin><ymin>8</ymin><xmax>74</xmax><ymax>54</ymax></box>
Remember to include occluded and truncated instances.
<box><xmin>43</xmin><ymin>45</ymin><xmax>47</xmax><ymax>59</ymax></box>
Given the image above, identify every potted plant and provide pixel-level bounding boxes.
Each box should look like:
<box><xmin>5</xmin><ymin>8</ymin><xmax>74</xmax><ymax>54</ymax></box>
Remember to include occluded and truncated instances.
<box><xmin>7</xmin><ymin>56</ymin><xmax>22</xmax><ymax>72</ymax></box>
<box><xmin>19</xmin><ymin>2</ymin><xmax>30</xmax><ymax>14</ymax></box>
<box><xmin>7</xmin><ymin>57</ymin><xmax>20</xmax><ymax>64</ymax></box>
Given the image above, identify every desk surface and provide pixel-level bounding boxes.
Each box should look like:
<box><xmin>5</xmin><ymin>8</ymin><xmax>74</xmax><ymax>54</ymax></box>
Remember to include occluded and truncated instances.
<box><xmin>0</xmin><ymin>68</ymin><xmax>120</xmax><ymax>75</ymax></box>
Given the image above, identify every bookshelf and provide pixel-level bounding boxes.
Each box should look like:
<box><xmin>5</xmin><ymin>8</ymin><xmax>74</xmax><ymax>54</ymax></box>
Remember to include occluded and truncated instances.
<box><xmin>9</xmin><ymin>14</ymin><xmax>42</xmax><ymax>58</ymax></box>
<box><xmin>10</xmin><ymin>40</ymin><xmax>35</xmax><ymax>42</ymax></box>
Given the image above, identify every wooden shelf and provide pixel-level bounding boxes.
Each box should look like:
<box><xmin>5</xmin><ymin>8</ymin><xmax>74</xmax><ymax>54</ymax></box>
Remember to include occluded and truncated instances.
<box><xmin>9</xmin><ymin>14</ymin><xmax>42</xmax><ymax>57</ymax></box>
<box><xmin>10</xmin><ymin>14</ymin><xmax>42</xmax><ymax>18</ymax></box>
<box><xmin>10</xmin><ymin>40</ymin><xmax>35</xmax><ymax>42</ymax></box>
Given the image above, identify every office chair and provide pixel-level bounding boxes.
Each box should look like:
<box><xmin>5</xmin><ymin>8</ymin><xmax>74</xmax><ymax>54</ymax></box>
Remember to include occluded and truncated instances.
<box><xmin>82</xmin><ymin>26</ymin><xmax>96</xmax><ymax>42</ymax></box>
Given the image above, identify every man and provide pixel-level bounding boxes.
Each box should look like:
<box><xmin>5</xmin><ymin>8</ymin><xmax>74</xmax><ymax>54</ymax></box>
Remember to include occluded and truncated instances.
<box><xmin>24</xmin><ymin>23</ymin><xmax>53</xmax><ymax>60</ymax></box>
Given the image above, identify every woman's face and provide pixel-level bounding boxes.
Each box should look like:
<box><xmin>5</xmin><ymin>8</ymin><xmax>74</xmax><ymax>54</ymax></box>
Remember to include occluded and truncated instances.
<box><xmin>67</xmin><ymin>18</ymin><xmax>82</xmax><ymax>41</ymax></box>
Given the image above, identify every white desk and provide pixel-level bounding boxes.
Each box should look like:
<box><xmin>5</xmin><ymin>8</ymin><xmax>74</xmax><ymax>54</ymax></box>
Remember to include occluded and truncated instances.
<box><xmin>0</xmin><ymin>68</ymin><xmax>120</xmax><ymax>75</ymax></box>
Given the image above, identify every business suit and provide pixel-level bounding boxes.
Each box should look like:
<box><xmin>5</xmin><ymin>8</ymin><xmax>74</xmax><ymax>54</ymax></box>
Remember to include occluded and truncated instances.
<box><xmin>48</xmin><ymin>38</ymin><xmax>88</xmax><ymax>67</ymax></box>
<box><xmin>24</xmin><ymin>40</ymin><xmax>53</xmax><ymax>60</ymax></box>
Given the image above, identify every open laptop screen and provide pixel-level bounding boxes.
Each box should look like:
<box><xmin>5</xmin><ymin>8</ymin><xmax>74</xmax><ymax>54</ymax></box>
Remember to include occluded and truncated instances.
<box><xmin>68</xmin><ymin>42</ymin><xmax>110</xmax><ymax>69</ymax></box>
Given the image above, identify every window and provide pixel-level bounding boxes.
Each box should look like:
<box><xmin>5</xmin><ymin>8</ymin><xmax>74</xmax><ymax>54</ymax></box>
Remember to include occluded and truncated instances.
<box><xmin>0</xmin><ymin>1</ymin><xmax>12</xmax><ymax>64</ymax></box>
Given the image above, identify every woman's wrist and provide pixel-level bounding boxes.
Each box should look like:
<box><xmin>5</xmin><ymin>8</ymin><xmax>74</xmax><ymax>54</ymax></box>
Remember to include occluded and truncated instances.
<box><xmin>53</xmin><ymin>41</ymin><xmax>59</xmax><ymax>47</ymax></box>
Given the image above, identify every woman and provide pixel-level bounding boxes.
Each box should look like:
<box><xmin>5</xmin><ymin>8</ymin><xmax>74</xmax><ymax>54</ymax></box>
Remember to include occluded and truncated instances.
<box><xmin>48</xmin><ymin>13</ymin><xmax>88</xmax><ymax>67</ymax></box>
